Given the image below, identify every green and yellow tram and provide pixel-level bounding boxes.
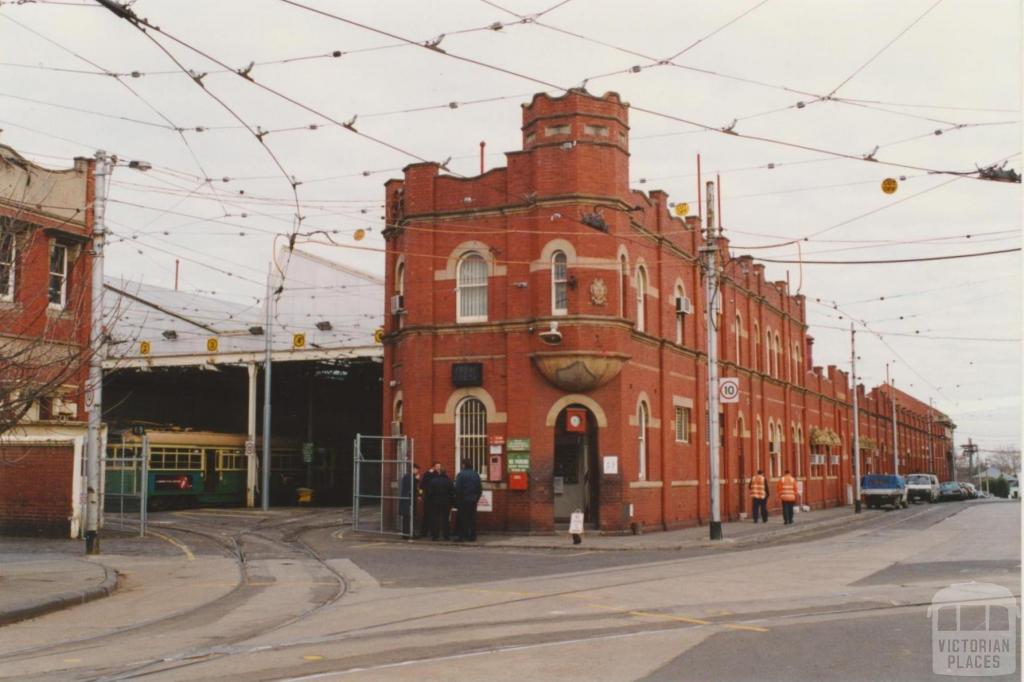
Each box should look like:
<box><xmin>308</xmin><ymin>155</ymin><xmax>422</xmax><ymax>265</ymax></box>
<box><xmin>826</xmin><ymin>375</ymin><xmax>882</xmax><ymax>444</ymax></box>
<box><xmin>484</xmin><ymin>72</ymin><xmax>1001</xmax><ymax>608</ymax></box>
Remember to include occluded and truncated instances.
<box><xmin>105</xmin><ymin>430</ymin><xmax>340</xmax><ymax>509</ymax></box>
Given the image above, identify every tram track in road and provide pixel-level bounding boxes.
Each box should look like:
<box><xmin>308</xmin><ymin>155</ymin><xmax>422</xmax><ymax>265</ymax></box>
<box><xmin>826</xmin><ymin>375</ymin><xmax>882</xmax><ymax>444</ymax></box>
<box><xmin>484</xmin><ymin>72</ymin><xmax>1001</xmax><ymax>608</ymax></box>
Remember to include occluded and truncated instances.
<box><xmin>0</xmin><ymin>511</ymin><xmax>351</xmax><ymax>682</ymax></box>
<box><xmin>93</xmin><ymin>501</ymin><xmax>972</xmax><ymax>681</ymax></box>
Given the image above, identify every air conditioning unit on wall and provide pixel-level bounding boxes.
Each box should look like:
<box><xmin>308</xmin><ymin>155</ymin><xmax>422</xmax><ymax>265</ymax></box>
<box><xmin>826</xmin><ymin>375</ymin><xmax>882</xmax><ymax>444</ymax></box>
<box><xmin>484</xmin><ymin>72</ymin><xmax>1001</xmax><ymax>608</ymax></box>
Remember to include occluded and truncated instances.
<box><xmin>390</xmin><ymin>421</ymin><xmax>403</xmax><ymax>436</ymax></box>
<box><xmin>676</xmin><ymin>296</ymin><xmax>693</xmax><ymax>315</ymax></box>
<box><xmin>390</xmin><ymin>294</ymin><xmax>405</xmax><ymax>315</ymax></box>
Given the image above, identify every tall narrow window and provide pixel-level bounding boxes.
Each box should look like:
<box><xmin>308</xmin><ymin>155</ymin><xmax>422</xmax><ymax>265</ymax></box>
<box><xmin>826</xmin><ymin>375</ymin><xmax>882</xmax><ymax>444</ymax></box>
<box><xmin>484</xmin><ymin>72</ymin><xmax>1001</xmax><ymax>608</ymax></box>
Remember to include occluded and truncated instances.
<box><xmin>455</xmin><ymin>397</ymin><xmax>488</xmax><ymax>479</ymax></box>
<box><xmin>394</xmin><ymin>262</ymin><xmax>406</xmax><ymax>327</ymax></box>
<box><xmin>551</xmin><ymin>251</ymin><xmax>568</xmax><ymax>315</ymax></box>
<box><xmin>734</xmin><ymin>314</ymin><xmax>742</xmax><ymax>365</ymax></box>
<box><xmin>775</xmin><ymin>333</ymin><xmax>782</xmax><ymax>380</ymax></box>
<box><xmin>753</xmin><ymin>322</ymin><xmax>761</xmax><ymax>372</ymax></box>
<box><xmin>456</xmin><ymin>253</ymin><xmax>488</xmax><ymax>322</ymax></box>
<box><xmin>674</xmin><ymin>285</ymin><xmax>685</xmax><ymax>344</ymax></box>
<box><xmin>635</xmin><ymin>266</ymin><xmax>648</xmax><ymax>332</ymax></box>
<box><xmin>619</xmin><ymin>256</ymin><xmax>628</xmax><ymax>319</ymax></box>
<box><xmin>637</xmin><ymin>400</ymin><xmax>649</xmax><ymax>480</ymax></box>
<box><xmin>755</xmin><ymin>418</ymin><xmax>763</xmax><ymax>470</ymax></box>
<box><xmin>0</xmin><ymin>230</ymin><xmax>14</xmax><ymax>301</ymax></box>
<box><xmin>392</xmin><ymin>400</ymin><xmax>404</xmax><ymax>435</ymax></box>
<box><xmin>765</xmin><ymin>330</ymin><xmax>773</xmax><ymax>376</ymax></box>
<box><xmin>48</xmin><ymin>242</ymin><xmax>68</xmax><ymax>308</ymax></box>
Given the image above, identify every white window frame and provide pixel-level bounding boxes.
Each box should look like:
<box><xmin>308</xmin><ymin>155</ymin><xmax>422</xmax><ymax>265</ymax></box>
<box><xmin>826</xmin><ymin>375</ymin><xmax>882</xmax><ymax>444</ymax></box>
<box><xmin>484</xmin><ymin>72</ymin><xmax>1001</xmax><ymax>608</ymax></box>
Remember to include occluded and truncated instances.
<box><xmin>456</xmin><ymin>252</ymin><xmax>488</xmax><ymax>323</ymax></box>
<box><xmin>551</xmin><ymin>251</ymin><xmax>568</xmax><ymax>315</ymax></box>
<box><xmin>734</xmin><ymin>313</ymin><xmax>742</xmax><ymax>365</ymax></box>
<box><xmin>48</xmin><ymin>241</ymin><xmax>68</xmax><ymax>309</ymax></box>
<box><xmin>637</xmin><ymin>400</ymin><xmax>649</xmax><ymax>480</ymax></box>
<box><xmin>0</xmin><ymin>230</ymin><xmax>14</xmax><ymax>301</ymax></box>
<box><xmin>635</xmin><ymin>266</ymin><xmax>648</xmax><ymax>333</ymax></box>
<box><xmin>455</xmin><ymin>397</ymin><xmax>488</xmax><ymax>480</ymax></box>
<box><xmin>619</xmin><ymin>256</ymin><xmax>628</xmax><ymax>318</ymax></box>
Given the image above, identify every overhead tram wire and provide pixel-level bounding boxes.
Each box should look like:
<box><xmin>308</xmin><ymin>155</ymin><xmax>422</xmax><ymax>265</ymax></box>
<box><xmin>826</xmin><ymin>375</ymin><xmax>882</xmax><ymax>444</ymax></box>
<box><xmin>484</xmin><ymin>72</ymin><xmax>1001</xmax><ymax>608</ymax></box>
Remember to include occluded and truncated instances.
<box><xmin>0</xmin><ymin>12</ymin><xmax>231</xmax><ymax>217</ymax></box>
<box><xmin>752</xmin><ymin>247</ymin><xmax>1020</xmax><ymax>265</ymax></box>
<box><xmin>276</xmin><ymin>0</ymin><xmax>1017</xmax><ymax>184</ymax></box>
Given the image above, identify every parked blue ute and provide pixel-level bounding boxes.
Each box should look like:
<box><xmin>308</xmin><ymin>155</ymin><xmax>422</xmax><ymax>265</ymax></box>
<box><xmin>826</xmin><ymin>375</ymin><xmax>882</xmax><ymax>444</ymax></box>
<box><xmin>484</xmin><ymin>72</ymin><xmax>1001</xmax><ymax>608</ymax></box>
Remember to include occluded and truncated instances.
<box><xmin>861</xmin><ymin>474</ymin><xmax>908</xmax><ymax>510</ymax></box>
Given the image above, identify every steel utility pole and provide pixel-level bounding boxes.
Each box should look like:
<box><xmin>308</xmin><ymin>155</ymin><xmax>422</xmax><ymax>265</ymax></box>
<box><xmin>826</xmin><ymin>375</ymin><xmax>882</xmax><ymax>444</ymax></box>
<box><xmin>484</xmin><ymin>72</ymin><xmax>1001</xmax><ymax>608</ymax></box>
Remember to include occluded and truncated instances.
<box><xmin>85</xmin><ymin>150</ymin><xmax>111</xmax><ymax>555</ymax></box>
<box><xmin>851</xmin><ymin>323</ymin><xmax>861</xmax><ymax>513</ymax></box>
<box><xmin>701</xmin><ymin>180</ymin><xmax>722</xmax><ymax>541</ymax></box>
<box><xmin>261</xmin><ymin>263</ymin><xmax>273</xmax><ymax>511</ymax></box>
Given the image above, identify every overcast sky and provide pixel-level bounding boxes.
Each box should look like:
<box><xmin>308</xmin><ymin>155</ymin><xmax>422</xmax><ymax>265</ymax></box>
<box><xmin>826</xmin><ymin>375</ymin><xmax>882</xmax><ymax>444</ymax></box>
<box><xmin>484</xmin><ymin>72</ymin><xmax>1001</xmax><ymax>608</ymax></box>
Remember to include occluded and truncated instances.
<box><xmin>1</xmin><ymin>0</ymin><xmax>1020</xmax><ymax>455</ymax></box>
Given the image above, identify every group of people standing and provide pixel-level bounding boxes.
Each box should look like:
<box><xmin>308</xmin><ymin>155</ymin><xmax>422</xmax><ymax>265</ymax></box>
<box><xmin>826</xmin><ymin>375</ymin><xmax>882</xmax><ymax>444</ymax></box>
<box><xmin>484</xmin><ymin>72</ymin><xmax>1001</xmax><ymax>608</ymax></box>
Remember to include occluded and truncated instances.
<box><xmin>748</xmin><ymin>468</ymin><xmax>799</xmax><ymax>525</ymax></box>
<box><xmin>399</xmin><ymin>459</ymin><xmax>482</xmax><ymax>541</ymax></box>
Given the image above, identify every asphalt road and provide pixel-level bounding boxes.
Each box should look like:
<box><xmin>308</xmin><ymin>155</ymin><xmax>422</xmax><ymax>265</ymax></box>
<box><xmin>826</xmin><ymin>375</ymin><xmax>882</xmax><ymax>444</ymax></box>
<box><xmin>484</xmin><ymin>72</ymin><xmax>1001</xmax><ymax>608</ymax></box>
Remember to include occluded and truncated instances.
<box><xmin>0</xmin><ymin>499</ymin><xmax>1018</xmax><ymax>681</ymax></box>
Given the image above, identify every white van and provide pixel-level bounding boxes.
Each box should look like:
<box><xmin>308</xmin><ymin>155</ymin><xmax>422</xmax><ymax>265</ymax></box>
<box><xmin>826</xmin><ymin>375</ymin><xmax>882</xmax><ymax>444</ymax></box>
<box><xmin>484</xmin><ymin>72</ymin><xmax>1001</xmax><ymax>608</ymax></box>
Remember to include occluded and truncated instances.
<box><xmin>906</xmin><ymin>473</ymin><xmax>939</xmax><ymax>503</ymax></box>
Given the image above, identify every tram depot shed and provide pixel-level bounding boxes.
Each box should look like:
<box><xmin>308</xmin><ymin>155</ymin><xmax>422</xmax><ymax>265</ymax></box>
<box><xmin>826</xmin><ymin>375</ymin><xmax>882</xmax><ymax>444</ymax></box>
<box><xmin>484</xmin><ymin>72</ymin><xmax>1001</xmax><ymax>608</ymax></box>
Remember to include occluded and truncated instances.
<box><xmin>103</xmin><ymin>248</ymin><xmax>384</xmax><ymax>507</ymax></box>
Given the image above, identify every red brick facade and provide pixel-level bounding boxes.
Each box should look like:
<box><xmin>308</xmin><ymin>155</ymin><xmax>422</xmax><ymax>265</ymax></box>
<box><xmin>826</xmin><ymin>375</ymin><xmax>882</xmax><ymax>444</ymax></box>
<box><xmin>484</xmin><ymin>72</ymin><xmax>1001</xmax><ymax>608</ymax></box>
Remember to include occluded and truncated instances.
<box><xmin>381</xmin><ymin>90</ymin><xmax>952</xmax><ymax>533</ymax></box>
<box><xmin>0</xmin><ymin>444</ymin><xmax>77</xmax><ymax>536</ymax></box>
<box><xmin>1</xmin><ymin>145</ymin><xmax>94</xmax><ymax>537</ymax></box>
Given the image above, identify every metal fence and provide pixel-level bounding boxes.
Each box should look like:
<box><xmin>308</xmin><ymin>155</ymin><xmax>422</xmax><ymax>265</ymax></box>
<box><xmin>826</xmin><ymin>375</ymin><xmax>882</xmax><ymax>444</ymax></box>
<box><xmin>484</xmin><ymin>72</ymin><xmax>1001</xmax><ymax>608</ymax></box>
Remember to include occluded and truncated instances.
<box><xmin>102</xmin><ymin>436</ymin><xmax>148</xmax><ymax>537</ymax></box>
<box><xmin>352</xmin><ymin>434</ymin><xmax>414</xmax><ymax>537</ymax></box>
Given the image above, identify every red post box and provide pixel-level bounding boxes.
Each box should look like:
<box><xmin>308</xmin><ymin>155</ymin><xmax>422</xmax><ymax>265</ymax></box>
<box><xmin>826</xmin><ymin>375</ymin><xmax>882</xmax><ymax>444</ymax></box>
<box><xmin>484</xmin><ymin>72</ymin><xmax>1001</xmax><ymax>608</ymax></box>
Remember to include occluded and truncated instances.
<box><xmin>508</xmin><ymin>472</ymin><xmax>528</xmax><ymax>490</ymax></box>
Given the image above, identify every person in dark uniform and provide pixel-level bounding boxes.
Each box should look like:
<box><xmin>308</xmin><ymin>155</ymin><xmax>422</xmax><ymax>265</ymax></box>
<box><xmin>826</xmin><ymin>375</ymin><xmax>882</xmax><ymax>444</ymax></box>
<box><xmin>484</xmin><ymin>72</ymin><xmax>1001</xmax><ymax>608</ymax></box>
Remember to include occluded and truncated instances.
<box><xmin>398</xmin><ymin>464</ymin><xmax>419</xmax><ymax>536</ymax></box>
<box><xmin>417</xmin><ymin>462</ymin><xmax>440</xmax><ymax>539</ymax></box>
<box><xmin>454</xmin><ymin>459</ymin><xmax>483</xmax><ymax>542</ymax></box>
<box><xmin>426</xmin><ymin>464</ymin><xmax>453</xmax><ymax>541</ymax></box>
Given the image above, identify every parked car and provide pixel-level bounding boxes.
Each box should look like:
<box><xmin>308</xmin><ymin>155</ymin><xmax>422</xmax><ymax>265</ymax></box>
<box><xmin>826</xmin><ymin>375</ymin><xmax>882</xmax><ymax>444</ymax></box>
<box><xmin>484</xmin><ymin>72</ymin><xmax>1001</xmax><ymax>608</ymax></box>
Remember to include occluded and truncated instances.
<box><xmin>905</xmin><ymin>473</ymin><xmax>939</xmax><ymax>504</ymax></box>
<box><xmin>938</xmin><ymin>481</ymin><xmax>965</xmax><ymax>501</ymax></box>
<box><xmin>861</xmin><ymin>474</ymin><xmax>908</xmax><ymax>509</ymax></box>
<box><xmin>960</xmin><ymin>482</ymin><xmax>978</xmax><ymax>499</ymax></box>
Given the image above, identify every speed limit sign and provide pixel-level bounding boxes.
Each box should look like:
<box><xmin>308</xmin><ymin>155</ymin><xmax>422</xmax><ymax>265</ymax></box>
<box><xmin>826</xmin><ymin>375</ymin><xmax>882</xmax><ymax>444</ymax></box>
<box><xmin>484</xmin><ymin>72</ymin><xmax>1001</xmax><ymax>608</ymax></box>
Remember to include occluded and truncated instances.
<box><xmin>719</xmin><ymin>377</ymin><xmax>740</xmax><ymax>403</ymax></box>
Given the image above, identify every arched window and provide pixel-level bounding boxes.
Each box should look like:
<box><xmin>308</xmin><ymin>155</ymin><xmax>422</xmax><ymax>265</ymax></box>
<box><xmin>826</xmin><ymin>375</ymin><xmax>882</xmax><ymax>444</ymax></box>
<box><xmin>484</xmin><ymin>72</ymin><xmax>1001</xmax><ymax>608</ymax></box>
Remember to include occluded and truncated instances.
<box><xmin>755</xmin><ymin>417</ymin><xmax>763</xmax><ymax>470</ymax></box>
<box><xmin>394</xmin><ymin>262</ymin><xmax>405</xmax><ymax>296</ymax></box>
<box><xmin>753</xmin><ymin>322</ymin><xmax>761</xmax><ymax>372</ymax></box>
<box><xmin>551</xmin><ymin>251</ymin><xmax>568</xmax><ymax>315</ymax></box>
<box><xmin>734</xmin><ymin>313</ymin><xmax>743</xmax><ymax>365</ymax></box>
<box><xmin>635</xmin><ymin>266</ymin><xmax>648</xmax><ymax>332</ymax></box>
<box><xmin>769</xmin><ymin>421</ymin><xmax>782</xmax><ymax>478</ymax></box>
<box><xmin>393</xmin><ymin>262</ymin><xmax>406</xmax><ymax>327</ymax></box>
<box><xmin>455</xmin><ymin>397</ymin><xmax>488</xmax><ymax>476</ymax></box>
<box><xmin>774</xmin><ymin>332</ymin><xmax>782</xmax><ymax>379</ymax></box>
<box><xmin>674</xmin><ymin>284</ymin><xmax>685</xmax><ymax>344</ymax></box>
<box><xmin>637</xmin><ymin>400</ymin><xmax>649</xmax><ymax>480</ymax></box>
<box><xmin>765</xmin><ymin>330</ymin><xmax>773</xmax><ymax>376</ymax></box>
<box><xmin>456</xmin><ymin>253</ymin><xmax>488</xmax><ymax>322</ymax></box>
<box><xmin>619</xmin><ymin>255</ymin><xmax>629</xmax><ymax>319</ymax></box>
<box><xmin>392</xmin><ymin>400</ymin><xmax>403</xmax><ymax>435</ymax></box>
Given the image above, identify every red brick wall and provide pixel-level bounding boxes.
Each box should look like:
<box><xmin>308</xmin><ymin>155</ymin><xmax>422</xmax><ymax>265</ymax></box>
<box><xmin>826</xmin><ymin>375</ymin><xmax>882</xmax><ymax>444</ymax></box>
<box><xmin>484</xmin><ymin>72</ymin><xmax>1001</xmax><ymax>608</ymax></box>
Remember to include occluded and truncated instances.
<box><xmin>0</xmin><ymin>445</ymin><xmax>75</xmax><ymax>537</ymax></box>
<box><xmin>382</xmin><ymin>89</ymin><xmax>950</xmax><ymax>533</ymax></box>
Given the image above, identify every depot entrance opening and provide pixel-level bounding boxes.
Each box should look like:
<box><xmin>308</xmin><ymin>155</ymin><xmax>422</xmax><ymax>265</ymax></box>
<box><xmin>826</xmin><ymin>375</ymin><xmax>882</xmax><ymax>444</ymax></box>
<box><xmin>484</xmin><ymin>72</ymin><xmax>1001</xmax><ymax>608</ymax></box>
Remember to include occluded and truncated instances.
<box><xmin>553</xmin><ymin>405</ymin><xmax>599</xmax><ymax>526</ymax></box>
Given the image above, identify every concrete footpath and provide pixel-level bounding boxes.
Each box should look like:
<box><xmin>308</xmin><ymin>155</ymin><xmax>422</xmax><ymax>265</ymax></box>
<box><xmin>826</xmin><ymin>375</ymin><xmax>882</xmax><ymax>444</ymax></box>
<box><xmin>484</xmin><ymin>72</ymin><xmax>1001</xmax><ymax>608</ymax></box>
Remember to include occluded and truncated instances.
<box><xmin>0</xmin><ymin>555</ymin><xmax>118</xmax><ymax>626</ymax></box>
<box><xmin>475</xmin><ymin>503</ymin><xmax>882</xmax><ymax>550</ymax></box>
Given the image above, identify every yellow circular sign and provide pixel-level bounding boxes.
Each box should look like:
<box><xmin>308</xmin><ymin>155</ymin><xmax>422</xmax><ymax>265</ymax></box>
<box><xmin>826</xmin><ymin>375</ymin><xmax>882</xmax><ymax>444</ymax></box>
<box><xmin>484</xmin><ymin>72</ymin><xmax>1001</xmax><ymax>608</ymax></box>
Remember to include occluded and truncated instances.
<box><xmin>206</xmin><ymin>338</ymin><xmax>219</xmax><ymax>352</ymax></box>
<box><xmin>674</xmin><ymin>203</ymin><xmax>690</xmax><ymax>216</ymax></box>
<box><xmin>139</xmin><ymin>340</ymin><xmax>151</xmax><ymax>355</ymax></box>
<box><xmin>373</xmin><ymin>327</ymin><xmax>384</xmax><ymax>344</ymax></box>
<box><xmin>353</xmin><ymin>229</ymin><xmax>366</xmax><ymax>241</ymax></box>
<box><xmin>293</xmin><ymin>333</ymin><xmax>306</xmax><ymax>349</ymax></box>
<box><xmin>881</xmin><ymin>178</ymin><xmax>898</xmax><ymax>194</ymax></box>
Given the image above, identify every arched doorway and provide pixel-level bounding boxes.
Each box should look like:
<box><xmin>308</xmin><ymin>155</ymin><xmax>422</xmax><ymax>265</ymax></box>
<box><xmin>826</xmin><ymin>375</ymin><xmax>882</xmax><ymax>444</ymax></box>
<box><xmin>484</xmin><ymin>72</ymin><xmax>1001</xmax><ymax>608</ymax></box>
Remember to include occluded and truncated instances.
<box><xmin>553</xmin><ymin>406</ymin><xmax>600</xmax><ymax>525</ymax></box>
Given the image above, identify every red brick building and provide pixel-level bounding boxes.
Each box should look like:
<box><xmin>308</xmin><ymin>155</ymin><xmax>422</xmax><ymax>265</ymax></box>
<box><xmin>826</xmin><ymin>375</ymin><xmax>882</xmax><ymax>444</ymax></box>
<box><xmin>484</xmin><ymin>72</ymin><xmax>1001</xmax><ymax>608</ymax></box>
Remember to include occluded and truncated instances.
<box><xmin>381</xmin><ymin>90</ymin><xmax>951</xmax><ymax>533</ymax></box>
<box><xmin>0</xmin><ymin>144</ymin><xmax>95</xmax><ymax>537</ymax></box>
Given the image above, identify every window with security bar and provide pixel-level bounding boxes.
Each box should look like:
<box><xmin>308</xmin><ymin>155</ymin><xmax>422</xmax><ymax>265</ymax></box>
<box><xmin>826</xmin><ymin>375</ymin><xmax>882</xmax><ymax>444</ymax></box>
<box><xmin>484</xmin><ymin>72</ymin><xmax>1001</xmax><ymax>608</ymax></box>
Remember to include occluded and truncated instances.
<box><xmin>456</xmin><ymin>397</ymin><xmax>488</xmax><ymax>479</ymax></box>
<box><xmin>457</xmin><ymin>253</ymin><xmax>488</xmax><ymax>322</ymax></box>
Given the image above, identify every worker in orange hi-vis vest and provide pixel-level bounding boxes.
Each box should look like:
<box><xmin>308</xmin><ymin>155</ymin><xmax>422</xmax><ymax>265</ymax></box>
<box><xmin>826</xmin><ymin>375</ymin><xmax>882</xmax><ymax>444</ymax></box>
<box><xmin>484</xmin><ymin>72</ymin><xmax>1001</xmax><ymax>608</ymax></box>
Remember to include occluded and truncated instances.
<box><xmin>749</xmin><ymin>469</ymin><xmax>769</xmax><ymax>523</ymax></box>
<box><xmin>778</xmin><ymin>470</ymin><xmax>798</xmax><ymax>525</ymax></box>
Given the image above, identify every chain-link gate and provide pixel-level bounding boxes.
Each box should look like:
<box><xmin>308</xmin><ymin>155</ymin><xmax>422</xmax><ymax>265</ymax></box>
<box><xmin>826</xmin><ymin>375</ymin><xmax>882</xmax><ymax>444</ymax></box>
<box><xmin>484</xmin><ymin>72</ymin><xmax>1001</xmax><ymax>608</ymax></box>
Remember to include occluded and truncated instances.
<box><xmin>352</xmin><ymin>434</ymin><xmax>413</xmax><ymax>537</ymax></box>
<box><xmin>102</xmin><ymin>436</ymin><xmax>148</xmax><ymax>537</ymax></box>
